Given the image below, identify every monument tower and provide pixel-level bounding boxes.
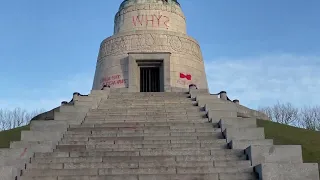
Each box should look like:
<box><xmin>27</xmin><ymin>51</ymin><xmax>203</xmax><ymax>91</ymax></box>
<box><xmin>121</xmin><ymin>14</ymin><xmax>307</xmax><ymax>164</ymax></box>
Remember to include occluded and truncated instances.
<box><xmin>92</xmin><ymin>0</ymin><xmax>208</xmax><ymax>92</ymax></box>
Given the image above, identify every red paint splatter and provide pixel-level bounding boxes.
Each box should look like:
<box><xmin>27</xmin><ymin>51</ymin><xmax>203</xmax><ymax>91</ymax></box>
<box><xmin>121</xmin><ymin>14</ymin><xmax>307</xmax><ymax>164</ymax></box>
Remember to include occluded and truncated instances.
<box><xmin>180</xmin><ymin>73</ymin><xmax>192</xmax><ymax>80</ymax></box>
<box><xmin>19</xmin><ymin>148</ymin><xmax>28</xmax><ymax>158</ymax></box>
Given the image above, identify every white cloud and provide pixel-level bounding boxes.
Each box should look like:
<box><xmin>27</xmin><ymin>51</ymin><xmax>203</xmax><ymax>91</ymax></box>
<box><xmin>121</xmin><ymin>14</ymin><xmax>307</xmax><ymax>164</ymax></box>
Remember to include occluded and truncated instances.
<box><xmin>205</xmin><ymin>54</ymin><xmax>320</xmax><ymax>109</ymax></box>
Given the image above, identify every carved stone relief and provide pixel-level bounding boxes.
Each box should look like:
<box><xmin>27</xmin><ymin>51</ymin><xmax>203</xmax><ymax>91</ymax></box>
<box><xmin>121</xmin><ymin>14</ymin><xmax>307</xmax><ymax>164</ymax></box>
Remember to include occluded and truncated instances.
<box><xmin>116</xmin><ymin>4</ymin><xmax>185</xmax><ymax>20</ymax></box>
<box><xmin>98</xmin><ymin>33</ymin><xmax>202</xmax><ymax>61</ymax></box>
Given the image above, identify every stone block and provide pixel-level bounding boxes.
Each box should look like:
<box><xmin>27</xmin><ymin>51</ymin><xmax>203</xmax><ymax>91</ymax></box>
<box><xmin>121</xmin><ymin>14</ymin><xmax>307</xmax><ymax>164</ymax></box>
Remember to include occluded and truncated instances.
<box><xmin>63</xmin><ymin>162</ymin><xmax>139</xmax><ymax>169</ymax></box>
<box><xmin>204</xmin><ymin>102</ymin><xmax>237</xmax><ymax>112</ymax></box>
<box><xmin>219</xmin><ymin>117</ymin><xmax>257</xmax><ymax>130</ymax></box>
<box><xmin>27</xmin><ymin>163</ymin><xmax>64</xmax><ymax>169</ymax></box>
<box><xmin>69</xmin><ymin>151</ymin><xmax>140</xmax><ymax>157</ymax></box>
<box><xmin>255</xmin><ymin>163</ymin><xmax>319</xmax><ymax>180</ymax></box>
<box><xmin>198</xmin><ymin>99</ymin><xmax>230</xmax><ymax>107</ymax></box>
<box><xmin>10</xmin><ymin>141</ymin><xmax>56</xmax><ymax>152</ymax></box>
<box><xmin>195</xmin><ymin>94</ymin><xmax>219</xmax><ymax>101</ymax></box>
<box><xmin>246</xmin><ymin>145</ymin><xmax>303</xmax><ymax>166</ymax></box>
<box><xmin>34</xmin><ymin>152</ymin><xmax>70</xmax><ymax>158</ymax></box>
<box><xmin>139</xmin><ymin>149</ymin><xmax>210</xmax><ymax>156</ymax></box>
<box><xmin>189</xmin><ymin>89</ymin><xmax>209</xmax><ymax>98</ymax></box>
<box><xmin>99</xmin><ymin>167</ymin><xmax>176</xmax><ymax>175</ymax></box>
<box><xmin>207</xmin><ymin>110</ymin><xmax>237</xmax><ymax>123</ymax></box>
<box><xmin>176</xmin><ymin>166</ymin><xmax>253</xmax><ymax>174</ymax></box>
<box><xmin>90</xmin><ymin>89</ymin><xmax>110</xmax><ymax>97</ymax></box>
<box><xmin>73</xmin><ymin>95</ymin><xmax>95</xmax><ymax>102</ymax></box>
<box><xmin>0</xmin><ymin>166</ymin><xmax>20</xmax><ymax>180</ymax></box>
<box><xmin>22</xmin><ymin>169</ymin><xmax>98</xmax><ymax>176</ymax></box>
<box><xmin>53</xmin><ymin>112</ymin><xmax>86</xmax><ymax>121</ymax></box>
<box><xmin>30</xmin><ymin>120</ymin><xmax>68</xmax><ymax>132</ymax></box>
<box><xmin>223</xmin><ymin>127</ymin><xmax>265</xmax><ymax>142</ymax></box>
<box><xmin>74</xmin><ymin>101</ymin><xmax>95</xmax><ymax>107</ymax></box>
<box><xmin>230</xmin><ymin>139</ymin><xmax>274</xmax><ymax>150</ymax></box>
<box><xmin>21</xmin><ymin>131</ymin><xmax>63</xmax><ymax>142</ymax></box>
<box><xmin>59</xmin><ymin>105</ymin><xmax>90</xmax><ymax>113</ymax></box>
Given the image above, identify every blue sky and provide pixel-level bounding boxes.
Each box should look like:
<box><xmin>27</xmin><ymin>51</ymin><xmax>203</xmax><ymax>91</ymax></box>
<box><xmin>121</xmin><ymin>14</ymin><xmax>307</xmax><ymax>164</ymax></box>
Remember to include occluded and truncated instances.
<box><xmin>0</xmin><ymin>0</ymin><xmax>320</xmax><ymax>111</ymax></box>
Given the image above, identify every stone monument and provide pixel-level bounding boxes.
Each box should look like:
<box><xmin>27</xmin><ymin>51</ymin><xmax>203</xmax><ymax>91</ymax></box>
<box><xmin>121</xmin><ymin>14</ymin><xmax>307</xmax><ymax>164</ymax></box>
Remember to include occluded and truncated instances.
<box><xmin>92</xmin><ymin>0</ymin><xmax>209</xmax><ymax>92</ymax></box>
<box><xmin>0</xmin><ymin>1</ymin><xmax>319</xmax><ymax>180</ymax></box>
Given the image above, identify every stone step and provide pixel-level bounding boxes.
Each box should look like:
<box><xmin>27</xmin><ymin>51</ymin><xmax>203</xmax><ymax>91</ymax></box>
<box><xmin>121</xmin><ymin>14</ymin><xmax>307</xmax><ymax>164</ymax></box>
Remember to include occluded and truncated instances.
<box><xmin>27</xmin><ymin>160</ymin><xmax>251</xmax><ymax>170</ymax></box>
<box><xmin>230</xmin><ymin>139</ymin><xmax>274</xmax><ymax>150</ymax></box>
<box><xmin>82</xmin><ymin>119</ymin><xmax>209</xmax><ymax>124</ymax></box>
<box><xmin>63</xmin><ymin>132</ymin><xmax>222</xmax><ymax>138</ymax></box>
<box><xmin>62</xmin><ymin>135</ymin><xmax>224</xmax><ymax>142</ymax></box>
<box><xmin>107</xmin><ymin>96</ymin><xmax>191</xmax><ymax>99</ymax></box>
<box><xmin>54</xmin><ymin>146</ymin><xmax>228</xmax><ymax>152</ymax></box>
<box><xmin>86</xmin><ymin>111</ymin><xmax>207</xmax><ymax>116</ymax></box>
<box><xmin>67</xmin><ymin>126</ymin><xmax>216</xmax><ymax>132</ymax></box>
<box><xmin>85</xmin><ymin>115</ymin><xmax>208</xmax><ymax>119</ymax></box>
<box><xmin>65</xmin><ymin>129</ymin><xmax>221</xmax><ymax>135</ymax></box>
<box><xmin>70</xmin><ymin>122</ymin><xmax>213</xmax><ymax>128</ymax></box>
<box><xmin>20</xmin><ymin>173</ymin><xmax>258</xmax><ymax>180</ymax></box>
<box><xmin>98</xmin><ymin>104</ymin><xmax>198</xmax><ymax>108</ymax></box>
<box><xmin>22</xmin><ymin>166</ymin><xmax>254</xmax><ymax>176</ymax></box>
<box><xmin>85</xmin><ymin>117</ymin><xmax>209</xmax><ymax>121</ymax></box>
<box><xmin>56</xmin><ymin>143</ymin><xmax>228</xmax><ymax>149</ymax></box>
<box><xmin>109</xmin><ymin>92</ymin><xmax>189</xmax><ymax>95</ymax></box>
<box><xmin>90</xmin><ymin>107</ymin><xmax>203</xmax><ymax>111</ymax></box>
<box><xmin>33</xmin><ymin>155</ymin><xmax>247</xmax><ymax>164</ymax></box>
<box><xmin>101</xmin><ymin>114</ymin><xmax>206</xmax><ymax>118</ymax></box>
<box><xmin>102</xmin><ymin>100</ymin><xmax>194</xmax><ymax>103</ymax></box>
<box><xmin>59</xmin><ymin>139</ymin><xmax>227</xmax><ymax>145</ymax></box>
<box><xmin>35</xmin><ymin>149</ymin><xmax>244</xmax><ymax>158</ymax></box>
<box><xmin>108</xmin><ymin>94</ymin><xmax>190</xmax><ymax>97</ymax></box>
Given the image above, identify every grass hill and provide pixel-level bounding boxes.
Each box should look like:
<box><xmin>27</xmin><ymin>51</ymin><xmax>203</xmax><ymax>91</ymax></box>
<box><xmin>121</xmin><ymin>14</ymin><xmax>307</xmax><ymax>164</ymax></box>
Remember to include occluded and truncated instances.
<box><xmin>0</xmin><ymin>125</ymin><xmax>30</xmax><ymax>148</ymax></box>
<box><xmin>257</xmin><ymin>119</ymin><xmax>320</xmax><ymax>166</ymax></box>
<box><xmin>0</xmin><ymin>119</ymin><xmax>319</xmax><ymax>169</ymax></box>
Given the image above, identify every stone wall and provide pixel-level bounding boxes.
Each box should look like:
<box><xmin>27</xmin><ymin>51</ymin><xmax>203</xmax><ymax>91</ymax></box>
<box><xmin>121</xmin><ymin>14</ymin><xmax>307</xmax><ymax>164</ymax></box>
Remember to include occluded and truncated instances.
<box><xmin>114</xmin><ymin>1</ymin><xmax>186</xmax><ymax>34</ymax></box>
<box><xmin>92</xmin><ymin>30</ymin><xmax>208</xmax><ymax>91</ymax></box>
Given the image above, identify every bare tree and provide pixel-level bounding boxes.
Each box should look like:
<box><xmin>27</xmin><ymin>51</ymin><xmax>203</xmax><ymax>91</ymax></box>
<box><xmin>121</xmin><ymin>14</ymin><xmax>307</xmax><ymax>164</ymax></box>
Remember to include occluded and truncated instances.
<box><xmin>258</xmin><ymin>102</ymin><xmax>299</xmax><ymax>125</ymax></box>
<box><xmin>299</xmin><ymin>106</ymin><xmax>320</xmax><ymax>131</ymax></box>
<box><xmin>258</xmin><ymin>106</ymin><xmax>273</xmax><ymax>120</ymax></box>
<box><xmin>0</xmin><ymin>108</ymin><xmax>45</xmax><ymax>131</ymax></box>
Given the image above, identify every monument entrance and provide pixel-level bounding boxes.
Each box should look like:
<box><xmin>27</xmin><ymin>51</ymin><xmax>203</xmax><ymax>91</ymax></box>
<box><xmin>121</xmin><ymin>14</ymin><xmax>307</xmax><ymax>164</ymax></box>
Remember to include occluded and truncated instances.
<box><xmin>140</xmin><ymin>67</ymin><xmax>160</xmax><ymax>92</ymax></box>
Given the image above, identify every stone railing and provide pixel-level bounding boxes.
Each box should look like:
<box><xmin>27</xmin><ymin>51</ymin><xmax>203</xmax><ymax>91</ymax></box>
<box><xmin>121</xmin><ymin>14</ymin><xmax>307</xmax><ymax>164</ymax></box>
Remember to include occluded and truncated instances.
<box><xmin>31</xmin><ymin>92</ymin><xmax>89</xmax><ymax>121</ymax></box>
<box><xmin>189</xmin><ymin>87</ymin><xmax>270</xmax><ymax>121</ymax></box>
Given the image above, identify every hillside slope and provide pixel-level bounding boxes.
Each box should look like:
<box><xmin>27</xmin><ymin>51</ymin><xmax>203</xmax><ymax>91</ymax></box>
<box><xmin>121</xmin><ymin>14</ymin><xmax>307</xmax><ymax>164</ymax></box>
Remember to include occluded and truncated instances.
<box><xmin>0</xmin><ymin>125</ymin><xmax>30</xmax><ymax>148</ymax></box>
<box><xmin>257</xmin><ymin>119</ymin><xmax>320</xmax><ymax>165</ymax></box>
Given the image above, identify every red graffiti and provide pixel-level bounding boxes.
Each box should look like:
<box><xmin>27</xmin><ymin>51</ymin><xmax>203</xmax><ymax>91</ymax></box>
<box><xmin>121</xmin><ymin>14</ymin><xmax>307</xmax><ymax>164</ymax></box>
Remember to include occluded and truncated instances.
<box><xmin>19</xmin><ymin>148</ymin><xmax>28</xmax><ymax>158</ymax></box>
<box><xmin>180</xmin><ymin>73</ymin><xmax>192</xmax><ymax>80</ymax></box>
<box><xmin>100</xmin><ymin>74</ymin><xmax>127</xmax><ymax>87</ymax></box>
<box><xmin>133</xmin><ymin>15</ymin><xmax>169</xmax><ymax>29</ymax></box>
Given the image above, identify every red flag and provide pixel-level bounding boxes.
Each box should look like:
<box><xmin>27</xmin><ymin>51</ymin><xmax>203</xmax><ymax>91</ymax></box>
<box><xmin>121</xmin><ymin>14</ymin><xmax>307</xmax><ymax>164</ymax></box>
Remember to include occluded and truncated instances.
<box><xmin>180</xmin><ymin>73</ymin><xmax>192</xmax><ymax>80</ymax></box>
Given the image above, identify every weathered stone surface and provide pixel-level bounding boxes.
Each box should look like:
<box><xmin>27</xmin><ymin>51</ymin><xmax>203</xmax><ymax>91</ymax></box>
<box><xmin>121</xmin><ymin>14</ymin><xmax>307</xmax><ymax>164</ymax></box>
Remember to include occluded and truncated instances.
<box><xmin>0</xmin><ymin>166</ymin><xmax>20</xmax><ymax>180</ymax></box>
<box><xmin>223</xmin><ymin>127</ymin><xmax>265</xmax><ymax>142</ymax></box>
<box><xmin>246</xmin><ymin>145</ymin><xmax>303</xmax><ymax>166</ymax></box>
<box><xmin>21</xmin><ymin>131</ymin><xmax>63</xmax><ymax>142</ymax></box>
<box><xmin>30</xmin><ymin>120</ymin><xmax>68</xmax><ymax>132</ymax></box>
<box><xmin>255</xmin><ymin>163</ymin><xmax>319</xmax><ymax>180</ymax></box>
<box><xmin>219</xmin><ymin>117</ymin><xmax>257</xmax><ymax>130</ymax></box>
<box><xmin>229</xmin><ymin>139</ymin><xmax>274</xmax><ymax>150</ymax></box>
<box><xmin>207</xmin><ymin>110</ymin><xmax>237</xmax><ymax>123</ymax></box>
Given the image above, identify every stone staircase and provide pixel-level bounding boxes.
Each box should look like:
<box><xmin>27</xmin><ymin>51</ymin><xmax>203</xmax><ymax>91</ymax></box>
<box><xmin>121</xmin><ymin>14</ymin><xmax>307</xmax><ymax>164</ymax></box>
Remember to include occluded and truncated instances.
<box><xmin>1</xmin><ymin>89</ymin><xmax>319</xmax><ymax>180</ymax></box>
<box><xmin>20</xmin><ymin>92</ymin><xmax>258</xmax><ymax>180</ymax></box>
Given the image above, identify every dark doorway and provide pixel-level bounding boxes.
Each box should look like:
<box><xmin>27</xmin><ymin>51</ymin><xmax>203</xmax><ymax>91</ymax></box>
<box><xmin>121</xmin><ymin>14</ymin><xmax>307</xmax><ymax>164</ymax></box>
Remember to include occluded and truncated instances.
<box><xmin>140</xmin><ymin>67</ymin><xmax>160</xmax><ymax>92</ymax></box>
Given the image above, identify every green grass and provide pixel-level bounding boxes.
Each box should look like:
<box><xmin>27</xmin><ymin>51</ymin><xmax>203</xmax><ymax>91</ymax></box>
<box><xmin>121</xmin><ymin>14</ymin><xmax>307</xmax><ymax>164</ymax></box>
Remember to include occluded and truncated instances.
<box><xmin>0</xmin><ymin>125</ymin><xmax>30</xmax><ymax>148</ymax></box>
<box><xmin>257</xmin><ymin>119</ymin><xmax>320</xmax><ymax>165</ymax></box>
